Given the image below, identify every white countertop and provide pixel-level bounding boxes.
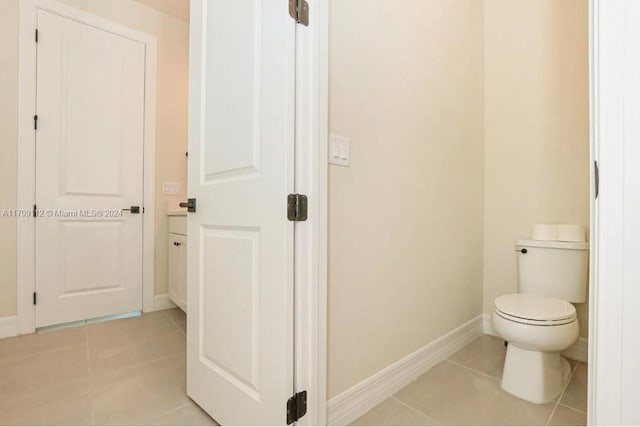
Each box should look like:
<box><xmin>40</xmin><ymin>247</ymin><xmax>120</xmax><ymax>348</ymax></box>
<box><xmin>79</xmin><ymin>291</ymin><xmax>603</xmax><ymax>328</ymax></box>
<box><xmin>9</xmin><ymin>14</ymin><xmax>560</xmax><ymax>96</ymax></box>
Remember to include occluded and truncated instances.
<box><xmin>167</xmin><ymin>209</ymin><xmax>187</xmax><ymax>217</ymax></box>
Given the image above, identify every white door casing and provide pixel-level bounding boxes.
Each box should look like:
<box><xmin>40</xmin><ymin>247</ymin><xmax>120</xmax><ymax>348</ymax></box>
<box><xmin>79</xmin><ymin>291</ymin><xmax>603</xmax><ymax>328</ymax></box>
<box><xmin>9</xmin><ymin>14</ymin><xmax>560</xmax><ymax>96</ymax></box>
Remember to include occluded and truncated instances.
<box><xmin>186</xmin><ymin>0</ymin><xmax>296</xmax><ymax>425</ymax></box>
<box><xmin>590</xmin><ymin>0</ymin><xmax>640</xmax><ymax>424</ymax></box>
<box><xmin>34</xmin><ymin>9</ymin><xmax>146</xmax><ymax>327</ymax></box>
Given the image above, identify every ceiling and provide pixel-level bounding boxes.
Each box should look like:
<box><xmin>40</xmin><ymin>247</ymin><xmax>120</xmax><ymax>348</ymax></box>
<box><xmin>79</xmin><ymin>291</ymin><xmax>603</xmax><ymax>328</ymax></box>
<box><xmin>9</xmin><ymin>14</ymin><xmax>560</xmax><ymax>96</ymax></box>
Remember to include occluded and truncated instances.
<box><xmin>133</xmin><ymin>0</ymin><xmax>190</xmax><ymax>22</ymax></box>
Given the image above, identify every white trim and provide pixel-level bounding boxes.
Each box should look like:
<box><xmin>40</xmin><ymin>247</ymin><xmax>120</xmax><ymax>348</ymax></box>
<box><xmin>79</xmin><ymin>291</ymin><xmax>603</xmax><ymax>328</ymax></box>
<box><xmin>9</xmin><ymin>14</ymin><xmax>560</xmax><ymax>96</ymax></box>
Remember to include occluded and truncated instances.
<box><xmin>17</xmin><ymin>0</ymin><xmax>157</xmax><ymax>333</ymax></box>
<box><xmin>482</xmin><ymin>313</ymin><xmax>589</xmax><ymax>364</ymax></box>
<box><xmin>294</xmin><ymin>1</ymin><xmax>329</xmax><ymax>425</ymax></box>
<box><xmin>152</xmin><ymin>294</ymin><xmax>177</xmax><ymax>311</ymax></box>
<box><xmin>327</xmin><ymin>315</ymin><xmax>483</xmax><ymax>426</ymax></box>
<box><xmin>0</xmin><ymin>316</ymin><xmax>18</xmax><ymax>340</ymax></box>
<box><xmin>589</xmin><ymin>1</ymin><xmax>640</xmax><ymax>424</ymax></box>
<box><xmin>482</xmin><ymin>312</ymin><xmax>498</xmax><ymax>336</ymax></box>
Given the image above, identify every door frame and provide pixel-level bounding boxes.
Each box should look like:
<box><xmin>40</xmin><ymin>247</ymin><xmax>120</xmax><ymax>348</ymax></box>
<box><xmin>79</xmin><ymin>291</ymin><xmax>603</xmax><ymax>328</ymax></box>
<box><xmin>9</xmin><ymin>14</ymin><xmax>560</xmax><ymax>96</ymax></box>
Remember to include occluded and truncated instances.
<box><xmin>589</xmin><ymin>0</ymin><xmax>640</xmax><ymax>424</ymax></box>
<box><xmin>16</xmin><ymin>0</ymin><xmax>157</xmax><ymax>335</ymax></box>
<box><xmin>293</xmin><ymin>1</ymin><xmax>329</xmax><ymax>424</ymax></box>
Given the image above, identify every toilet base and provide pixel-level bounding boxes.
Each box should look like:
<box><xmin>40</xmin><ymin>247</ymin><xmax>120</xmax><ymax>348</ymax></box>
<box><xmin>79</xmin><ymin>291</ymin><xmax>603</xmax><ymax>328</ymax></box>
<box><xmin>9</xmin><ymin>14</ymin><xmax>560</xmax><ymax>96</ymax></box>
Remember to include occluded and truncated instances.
<box><xmin>501</xmin><ymin>344</ymin><xmax>572</xmax><ymax>404</ymax></box>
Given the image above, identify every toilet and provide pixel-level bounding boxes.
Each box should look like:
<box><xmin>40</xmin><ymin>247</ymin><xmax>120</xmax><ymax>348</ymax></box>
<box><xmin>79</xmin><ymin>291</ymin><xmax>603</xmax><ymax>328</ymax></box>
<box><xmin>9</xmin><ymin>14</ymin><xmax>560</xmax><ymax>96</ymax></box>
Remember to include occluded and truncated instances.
<box><xmin>492</xmin><ymin>226</ymin><xmax>589</xmax><ymax>404</ymax></box>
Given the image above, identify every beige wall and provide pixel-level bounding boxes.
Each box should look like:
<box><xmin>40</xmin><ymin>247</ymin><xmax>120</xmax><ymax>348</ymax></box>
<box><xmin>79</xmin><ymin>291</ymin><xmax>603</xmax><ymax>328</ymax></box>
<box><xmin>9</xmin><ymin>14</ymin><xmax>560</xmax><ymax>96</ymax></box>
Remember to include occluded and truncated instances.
<box><xmin>483</xmin><ymin>0</ymin><xmax>590</xmax><ymax>336</ymax></box>
<box><xmin>328</xmin><ymin>0</ymin><xmax>485</xmax><ymax>398</ymax></box>
<box><xmin>0</xmin><ymin>0</ymin><xmax>189</xmax><ymax>317</ymax></box>
<box><xmin>0</xmin><ymin>1</ymin><xmax>19</xmax><ymax>317</ymax></box>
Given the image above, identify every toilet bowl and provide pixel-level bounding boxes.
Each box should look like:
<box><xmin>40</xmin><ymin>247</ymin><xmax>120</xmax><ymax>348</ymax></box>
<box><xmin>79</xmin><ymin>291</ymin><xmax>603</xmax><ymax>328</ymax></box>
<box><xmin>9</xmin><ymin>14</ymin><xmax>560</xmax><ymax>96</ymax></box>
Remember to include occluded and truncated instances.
<box><xmin>492</xmin><ymin>293</ymin><xmax>579</xmax><ymax>404</ymax></box>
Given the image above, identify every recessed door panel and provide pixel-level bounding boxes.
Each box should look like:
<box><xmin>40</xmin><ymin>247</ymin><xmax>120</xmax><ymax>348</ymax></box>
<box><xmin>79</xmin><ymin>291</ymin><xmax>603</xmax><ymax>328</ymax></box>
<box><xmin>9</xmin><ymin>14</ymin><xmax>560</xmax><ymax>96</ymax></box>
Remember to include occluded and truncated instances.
<box><xmin>60</xmin><ymin>221</ymin><xmax>123</xmax><ymax>295</ymax></box>
<box><xmin>200</xmin><ymin>227</ymin><xmax>260</xmax><ymax>398</ymax></box>
<box><xmin>202</xmin><ymin>1</ymin><xmax>261</xmax><ymax>182</ymax></box>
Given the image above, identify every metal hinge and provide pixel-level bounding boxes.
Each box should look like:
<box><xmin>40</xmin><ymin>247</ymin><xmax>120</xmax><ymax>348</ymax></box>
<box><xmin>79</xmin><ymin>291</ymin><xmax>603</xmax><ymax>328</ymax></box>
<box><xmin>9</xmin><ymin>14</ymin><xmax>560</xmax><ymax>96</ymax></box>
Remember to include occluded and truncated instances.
<box><xmin>35</xmin><ymin>29</ymin><xmax>39</xmax><ymax>42</ymax></box>
<box><xmin>34</xmin><ymin>115</ymin><xmax>38</xmax><ymax>130</ymax></box>
<box><xmin>594</xmin><ymin>160</ymin><xmax>599</xmax><ymax>199</ymax></box>
<box><xmin>288</xmin><ymin>0</ymin><xmax>309</xmax><ymax>26</ymax></box>
<box><xmin>33</xmin><ymin>292</ymin><xmax>37</xmax><ymax>305</ymax></box>
<box><xmin>287</xmin><ymin>194</ymin><xmax>308</xmax><ymax>222</ymax></box>
<box><xmin>286</xmin><ymin>390</ymin><xmax>307</xmax><ymax>425</ymax></box>
<box><xmin>33</xmin><ymin>204</ymin><xmax>37</xmax><ymax>218</ymax></box>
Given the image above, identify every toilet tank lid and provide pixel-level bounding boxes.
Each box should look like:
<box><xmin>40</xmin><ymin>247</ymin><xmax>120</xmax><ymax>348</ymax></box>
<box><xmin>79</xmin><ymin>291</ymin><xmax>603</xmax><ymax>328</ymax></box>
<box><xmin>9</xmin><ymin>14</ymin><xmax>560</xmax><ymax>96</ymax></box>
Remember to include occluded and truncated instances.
<box><xmin>515</xmin><ymin>239</ymin><xmax>589</xmax><ymax>251</ymax></box>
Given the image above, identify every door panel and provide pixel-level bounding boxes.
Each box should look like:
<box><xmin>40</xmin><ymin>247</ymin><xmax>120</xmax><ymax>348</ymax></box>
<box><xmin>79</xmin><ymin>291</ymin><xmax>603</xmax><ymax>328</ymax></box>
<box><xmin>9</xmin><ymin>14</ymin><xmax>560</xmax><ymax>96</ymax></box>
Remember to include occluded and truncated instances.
<box><xmin>187</xmin><ymin>1</ymin><xmax>296</xmax><ymax>425</ymax></box>
<box><xmin>35</xmin><ymin>10</ymin><xmax>145</xmax><ymax>327</ymax></box>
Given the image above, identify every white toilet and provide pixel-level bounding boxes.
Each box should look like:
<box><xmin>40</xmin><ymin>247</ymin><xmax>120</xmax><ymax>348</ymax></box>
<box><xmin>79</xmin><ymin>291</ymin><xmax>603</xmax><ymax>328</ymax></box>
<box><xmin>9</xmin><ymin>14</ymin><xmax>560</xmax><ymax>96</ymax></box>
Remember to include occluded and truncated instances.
<box><xmin>492</xmin><ymin>228</ymin><xmax>589</xmax><ymax>404</ymax></box>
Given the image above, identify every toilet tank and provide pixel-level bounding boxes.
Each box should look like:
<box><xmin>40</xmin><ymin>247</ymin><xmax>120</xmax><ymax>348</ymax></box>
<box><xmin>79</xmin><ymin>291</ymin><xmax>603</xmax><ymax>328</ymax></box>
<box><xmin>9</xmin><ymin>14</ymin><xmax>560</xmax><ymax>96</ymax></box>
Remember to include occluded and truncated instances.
<box><xmin>516</xmin><ymin>239</ymin><xmax>589</xmax><ymax>303</ymax></box>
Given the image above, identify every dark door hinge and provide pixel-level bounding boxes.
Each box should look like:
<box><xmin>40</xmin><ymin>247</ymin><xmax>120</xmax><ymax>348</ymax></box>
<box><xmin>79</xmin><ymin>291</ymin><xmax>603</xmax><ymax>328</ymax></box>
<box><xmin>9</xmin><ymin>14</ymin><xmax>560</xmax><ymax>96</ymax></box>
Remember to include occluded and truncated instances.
<box><xmin>287</xmin><ymin>194</ymin><xmax>308</xmax><ymax>222</ymax></box>
<box><xmin>288</xmin><ymin>0</ymin><xmax>309</xmax><ymax>26</ymax></box>
<box><xmin>286</xmin><ymin>391</ymin><xmax>307</xmax><ymax>425</ymax></box>
<box><xmin>33</xmin><ymin>292</ymin><xmax>37</xmax><ymax>305</ymax></box>
<box><xmin>594</xmin><ymin>160</ymin><xmax>599</xmax><ymax>199</ymax></box>
<box><xmin>35</xmin><ymin>29</ymin><xmax>39</xmax><ymax>42</ymax></box>
<box><xmin>33</xmin><ymin>204</ymin><xmax>37</xmax><ymax>218</ymax></box>
<box><xmin>34</xmin><ymin>115</ymin><xmax>38</xmax><ymax>130</ymax></box>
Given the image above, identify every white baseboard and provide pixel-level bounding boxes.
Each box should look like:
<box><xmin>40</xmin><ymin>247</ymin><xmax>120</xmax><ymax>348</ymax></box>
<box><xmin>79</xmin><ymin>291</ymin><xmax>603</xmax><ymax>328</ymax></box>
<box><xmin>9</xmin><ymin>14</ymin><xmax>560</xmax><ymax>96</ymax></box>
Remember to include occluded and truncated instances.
<box><xmin>482</xmin><ymin>312</ymin><xmax>498</xmax><ymax>336</ymax></box>
<box><xmin>327</xmin><ymin>315</ymin><xmax>483</xmax><ymax>426</ymax></box>
<box><xmin>0</xmin><ymin>316</ymin><xmax>18</xmax><ymax>339</ymax></box>
<box><xmin>482</xmin><ymin>313</ymin><xmax>588</xmax><ymax>363</ymax></box>
<box><xmin>152</xmin><ymin>294</ymin><xmax>177</xmax><ymax>311</ymax></box>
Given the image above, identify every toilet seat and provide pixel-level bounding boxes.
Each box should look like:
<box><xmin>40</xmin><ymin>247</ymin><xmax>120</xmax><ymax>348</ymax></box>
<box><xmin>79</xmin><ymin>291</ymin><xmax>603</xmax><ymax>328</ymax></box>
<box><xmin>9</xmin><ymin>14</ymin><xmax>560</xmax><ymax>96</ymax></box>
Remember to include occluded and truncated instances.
<box><xmin>494</xmin><ymin>293</ymin><xmax>577</xmax><ymax>326</ymax></box>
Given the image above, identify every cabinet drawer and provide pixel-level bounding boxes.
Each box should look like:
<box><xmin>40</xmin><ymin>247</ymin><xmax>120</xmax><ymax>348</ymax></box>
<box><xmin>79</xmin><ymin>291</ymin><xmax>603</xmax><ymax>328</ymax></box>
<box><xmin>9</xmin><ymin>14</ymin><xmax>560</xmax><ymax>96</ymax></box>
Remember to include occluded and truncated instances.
<box><xmin>169</xmin><ymin>216</ymin><xmax>187</xmax><ymax>235</ymax></box>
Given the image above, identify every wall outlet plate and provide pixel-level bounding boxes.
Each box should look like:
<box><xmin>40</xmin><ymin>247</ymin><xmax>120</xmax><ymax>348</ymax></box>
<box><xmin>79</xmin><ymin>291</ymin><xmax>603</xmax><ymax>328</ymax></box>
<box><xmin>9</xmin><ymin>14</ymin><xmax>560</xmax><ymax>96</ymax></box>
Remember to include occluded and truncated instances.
<box><xmin>329</xmin><ymin>134</ymin><xmax>350</xmax><ymax>167</ymax></box>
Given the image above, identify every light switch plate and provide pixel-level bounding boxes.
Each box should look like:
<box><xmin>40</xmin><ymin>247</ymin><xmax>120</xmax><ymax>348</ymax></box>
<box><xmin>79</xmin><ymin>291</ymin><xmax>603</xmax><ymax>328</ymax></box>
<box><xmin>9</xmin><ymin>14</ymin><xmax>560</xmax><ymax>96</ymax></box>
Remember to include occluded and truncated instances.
<box><xmin>162</xmin><ymin>182</ymin><xmax>182</xmax><ymax>195</ymax></box>
<box><xmin>329</xmin><ymin>134</ymin><xmax>350</xmax><ymax>167</ymax></box>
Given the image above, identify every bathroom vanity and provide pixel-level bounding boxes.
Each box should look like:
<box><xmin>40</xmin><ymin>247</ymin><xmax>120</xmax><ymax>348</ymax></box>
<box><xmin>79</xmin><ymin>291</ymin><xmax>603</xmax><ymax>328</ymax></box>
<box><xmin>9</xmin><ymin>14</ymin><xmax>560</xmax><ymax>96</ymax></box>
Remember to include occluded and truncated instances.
<box><xmin>168</xmin><ymin>210</ymin><xmax>187</xmax><ymax>312</ymax></box>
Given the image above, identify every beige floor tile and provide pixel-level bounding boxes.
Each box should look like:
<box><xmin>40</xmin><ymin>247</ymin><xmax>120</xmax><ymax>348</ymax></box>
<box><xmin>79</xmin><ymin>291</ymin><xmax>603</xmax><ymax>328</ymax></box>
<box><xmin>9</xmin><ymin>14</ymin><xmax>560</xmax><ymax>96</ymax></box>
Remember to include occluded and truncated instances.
<box><xmin>166</xmin><ymin>308</ymin><xmax>187</xmax><ymax>334</ymax></box>
<box><xmin>448</xmin><ymin>335</ymin><xmax>506</xmax><ymax>379</ymax></box>
<box><xmin>0</xmin><ymin>343</ymin><xmax>89</xmax><ymax>402</ymax></box>
<box><xmin>0</xmin><ymin>378</ymin><xmax>91</xmax><ymax>425</ymax></box>
<box><xmin>151</xmin><ymin>402</ymin><xmax>219</xmax><ymax>426</ymax></box>
<box><xmin>394</xmin><ymin>360</ymin><xmax>555</xmax><ymax>426</ymax></box>
<box><xmin>351</xmin><ymin>398</ymin><xmax>438</xmax><ymax>426</ymax></box>
<box><xmin>549</xmin><ymin>405</ymin><xmax>587</xmax><ymax>426</ymax></box>
<box><xmin>560</xmin><ymin>363</ymin><xmax>587</xmax><ymax>413</ymax></box>
<box><xmin>88</xmin><ymin>320</ymin><xmax>185</xmax><ymax>376</ymax></box>
<box><xmin>8</xmin><ymin>393</ymin><xmax>93</xmax><ymax>426</ymax></box>
<box><xmin>87</xmin><ymin>311</ymin><xmax>174</xmax><ymax>337</ymax></box>
<box><xmin>0</xmin><ymin>325</ymin><xmax>87</xmax><ymax>363</ymax></box>
<box><xmin>91</xmin><ymin>353</ymin><xmax>190</xmax><ymax>425</ymax></box>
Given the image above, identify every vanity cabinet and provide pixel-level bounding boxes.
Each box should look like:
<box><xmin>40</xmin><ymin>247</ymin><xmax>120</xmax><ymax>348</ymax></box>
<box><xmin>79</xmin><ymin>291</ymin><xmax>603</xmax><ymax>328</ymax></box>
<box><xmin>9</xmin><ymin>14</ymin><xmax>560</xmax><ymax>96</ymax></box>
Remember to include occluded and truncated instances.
<box><xmin>168</xmin><ymin>214</ymin><xmax>187</xmax><ymax>312</ymax></box>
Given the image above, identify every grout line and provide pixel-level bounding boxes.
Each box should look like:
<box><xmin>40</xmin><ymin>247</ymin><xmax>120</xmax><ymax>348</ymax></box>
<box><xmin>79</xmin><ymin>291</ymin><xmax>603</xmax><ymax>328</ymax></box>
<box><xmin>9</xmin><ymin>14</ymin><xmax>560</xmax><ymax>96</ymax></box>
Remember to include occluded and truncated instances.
<box><xmin>150</xmin><ymin>401</ymin><xmax>193</xmax><ymax>422</ymax></box>
<box><xmin>390</xmin><ymin>396</ymin><xmax>443</xmax><ymax>425</ymax></box>
<box><xmin>556</xmin><ymin>402</ymin><xmax>587</xmax><ymax>415</ymax></box>
<box><xmin>444</xmin><ymin>359</ymin><xmax>502</xmax><ymax>382</ymax></box>
<box><xmin>545</xmin><ymin>361</ymin><xmax>579</xmax><ymax>426</ymax></box>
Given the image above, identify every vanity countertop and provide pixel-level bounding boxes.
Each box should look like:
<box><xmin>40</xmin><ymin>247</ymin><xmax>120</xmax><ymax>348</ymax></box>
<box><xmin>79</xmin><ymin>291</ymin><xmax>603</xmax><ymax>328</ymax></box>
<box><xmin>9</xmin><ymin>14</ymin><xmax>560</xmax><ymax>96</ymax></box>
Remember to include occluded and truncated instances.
<box><xmin>167</xmin><ymin>209</ymin><xmax>187</xmax><ymax>217</ymax></box>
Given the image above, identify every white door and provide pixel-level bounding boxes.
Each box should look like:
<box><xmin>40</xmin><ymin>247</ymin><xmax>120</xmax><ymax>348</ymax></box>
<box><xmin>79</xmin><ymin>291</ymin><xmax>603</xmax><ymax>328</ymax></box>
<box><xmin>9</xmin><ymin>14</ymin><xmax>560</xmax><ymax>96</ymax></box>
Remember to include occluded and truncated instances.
<box><xmin>186</xmin><ymin>0</ymin><xmax>297</xmax><ymax>425</ymax></box>
<box><xmin>35</xmin><ymin>10</ymin><xmax>146</xmax><ymax>328</ymax></box>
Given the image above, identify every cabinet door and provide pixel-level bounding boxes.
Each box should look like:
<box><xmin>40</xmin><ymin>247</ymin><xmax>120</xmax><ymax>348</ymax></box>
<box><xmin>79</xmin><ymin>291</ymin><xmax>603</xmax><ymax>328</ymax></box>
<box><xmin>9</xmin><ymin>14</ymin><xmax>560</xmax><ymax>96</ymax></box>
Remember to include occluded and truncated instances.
<box><xmin>169</xmin><ymin>233</ymin><xmax>187</xmax><ymax>312</ymax></box>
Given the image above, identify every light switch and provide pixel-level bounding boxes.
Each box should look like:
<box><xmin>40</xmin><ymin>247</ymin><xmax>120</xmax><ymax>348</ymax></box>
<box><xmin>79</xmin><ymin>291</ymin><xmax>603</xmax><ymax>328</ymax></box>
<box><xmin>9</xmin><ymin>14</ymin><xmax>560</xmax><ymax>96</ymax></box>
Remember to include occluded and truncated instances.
<box><xmin>329</xmin><ymin>134</ymin><xmax>350</xmax><ymax>167</ymax></box>
<box><xmin>162</xmin><ymin>182</ymin><xmax>182</xmax><ymax>195</ymax></box>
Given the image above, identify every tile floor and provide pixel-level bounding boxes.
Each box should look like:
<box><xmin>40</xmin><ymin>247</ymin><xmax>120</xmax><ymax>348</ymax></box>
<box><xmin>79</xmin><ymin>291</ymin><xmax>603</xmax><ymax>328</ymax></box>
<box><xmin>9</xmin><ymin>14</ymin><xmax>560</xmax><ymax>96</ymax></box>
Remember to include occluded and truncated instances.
<box><xmin>0</xmin><ymin>308</ymin><xmax>218</xmax><ymax>426</ymax></box>
<box><xmin>352</xmin><ymin>335</ymin><xmax>588</xmax><ymax>426</ymax></box>
<box><xmin>0</xmin><ymin>316</ymin><xmax>587</xmax><ymax>426</ymax></box>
